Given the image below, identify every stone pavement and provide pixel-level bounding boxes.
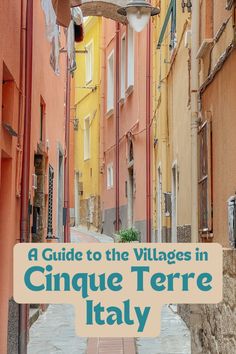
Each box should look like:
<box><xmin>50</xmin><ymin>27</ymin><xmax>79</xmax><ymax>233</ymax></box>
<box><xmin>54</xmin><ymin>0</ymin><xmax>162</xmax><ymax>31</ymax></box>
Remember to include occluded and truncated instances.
<box><xmin>72</xmin><ymin>226</ymin><xmax>113</xmax><ymax>243</ymax></box>
<box><xmin>28</xmin><ymin>304</ymin><xmax>87</xmax><ymax>354</ymax></box>
<box><xmin>137</xmin><ymin>305</ymin><xmax>191</xmax><ymax>354</ymax></box>
<box><xmin>27</xmin><ymin>228</ymin><xmax>191</xmax><ymax>354</ymax></box>
<box><xmin>87</xmin><ymin>338</ymin><xmax>136</xmax><ymax>354</ymax></box>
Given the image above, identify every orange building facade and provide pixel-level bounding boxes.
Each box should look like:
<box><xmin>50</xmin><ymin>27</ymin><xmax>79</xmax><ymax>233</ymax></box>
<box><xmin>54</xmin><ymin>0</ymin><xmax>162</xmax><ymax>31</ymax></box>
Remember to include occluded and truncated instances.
<box><xmin>198</xmin><ymin>1</ymin><xmax>236</xmax><ymax>247</ymax></box>
<box><xmin>0</xmin><ymin>1</ymin><xmax>67</xmax><ymax>352</ymax></box>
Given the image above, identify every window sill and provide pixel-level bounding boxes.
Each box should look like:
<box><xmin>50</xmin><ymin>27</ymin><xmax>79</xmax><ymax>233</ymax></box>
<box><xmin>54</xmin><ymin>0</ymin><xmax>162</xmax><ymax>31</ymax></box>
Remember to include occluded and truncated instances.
<box><xmin>126</xmin><ymin>84</ymin><xmax>134</xmax><ymax>98</ymax></box>
<box><xmin>106</xmin><ymin>108</ymin><xmax>114</xmax><ymax>118</ymax></box>
<box><xmin>84</xmin><ymin>157</ymin><xmax>90</xmax><ymax>162</ymax></box>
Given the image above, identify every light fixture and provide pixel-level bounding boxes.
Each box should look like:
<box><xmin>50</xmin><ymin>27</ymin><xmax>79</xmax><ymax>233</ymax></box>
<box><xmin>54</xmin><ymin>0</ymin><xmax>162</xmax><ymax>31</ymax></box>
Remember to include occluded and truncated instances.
<box><xmin>118</xmin><ymin>0</ymin><xmax>160</xmax><ymax>33</ymax></box>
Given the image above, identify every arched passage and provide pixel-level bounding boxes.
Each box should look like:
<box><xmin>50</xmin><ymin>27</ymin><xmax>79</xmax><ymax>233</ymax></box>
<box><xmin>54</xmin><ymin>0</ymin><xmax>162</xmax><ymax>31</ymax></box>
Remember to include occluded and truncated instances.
<box><xmin>71</xmin><ymin>0</ymin><xmax>128</xmax><ymax>23</ymax></box>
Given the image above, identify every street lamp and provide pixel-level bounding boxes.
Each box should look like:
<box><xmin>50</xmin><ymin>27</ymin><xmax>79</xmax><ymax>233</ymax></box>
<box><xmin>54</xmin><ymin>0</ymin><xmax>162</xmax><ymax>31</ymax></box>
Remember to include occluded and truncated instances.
<box><xmin>117</xmin><ymin>0</ymin><xmax>160</xmax><ymax>32</ymax></box>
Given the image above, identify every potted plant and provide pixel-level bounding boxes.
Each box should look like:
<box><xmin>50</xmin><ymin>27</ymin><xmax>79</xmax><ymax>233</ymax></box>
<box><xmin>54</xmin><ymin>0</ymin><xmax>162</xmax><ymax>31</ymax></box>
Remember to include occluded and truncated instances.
<box><xmin>117</xmin><ymin>228</ymin><xmax>140</xmax><ymax>243</ymax></box>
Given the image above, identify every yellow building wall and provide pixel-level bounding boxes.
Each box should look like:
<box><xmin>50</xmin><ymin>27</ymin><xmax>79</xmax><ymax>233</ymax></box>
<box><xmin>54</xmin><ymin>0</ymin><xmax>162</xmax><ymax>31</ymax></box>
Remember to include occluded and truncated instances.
<box><xmin>152</xmin><ymin>1</ymin><xmax>192</xmax><ymax>242</ymax></box>
<box><xmin>74</xmin><ymin>17</ymin><xmax>101</xmax><ymax>228</ymax></box>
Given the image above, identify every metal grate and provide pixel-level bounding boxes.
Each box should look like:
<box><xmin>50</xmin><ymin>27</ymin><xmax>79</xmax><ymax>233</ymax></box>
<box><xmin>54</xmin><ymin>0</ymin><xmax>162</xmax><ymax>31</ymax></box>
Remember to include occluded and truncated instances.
<box><xmin>47</xmin><ymin>165</ymin><xmax>54</xmax><ymax>238</ymax></box>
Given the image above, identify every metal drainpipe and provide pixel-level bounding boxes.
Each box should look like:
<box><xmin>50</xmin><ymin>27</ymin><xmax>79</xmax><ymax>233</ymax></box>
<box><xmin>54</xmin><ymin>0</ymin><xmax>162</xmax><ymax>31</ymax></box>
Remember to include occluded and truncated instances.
<box><xmin>64</xmin><ymin>57</ymin><xmax>71</xmax><ymax>243</ymax></box>
<box><xmin>19</xmin><ymin>0</ymin><xmax>33</xmax><ymax>353</ymax></box>
<box><xmin>146</xmin><ymin>21</ymin><xmax>152</xmax><ymax>242</ymax></box>
<box><xmin>191</xmin><ymin>0</ymin><xmax>200</xmax><ymax>242</ymax></box>
<box><xmin>17</xmin><ymin>0</ymin><xmax>24</xmax><ymax>148</ymax></box>
<box><xmin>115</xmin><ymin>22</ymin><xmax>120</xmax><ymax>232</ymax></box>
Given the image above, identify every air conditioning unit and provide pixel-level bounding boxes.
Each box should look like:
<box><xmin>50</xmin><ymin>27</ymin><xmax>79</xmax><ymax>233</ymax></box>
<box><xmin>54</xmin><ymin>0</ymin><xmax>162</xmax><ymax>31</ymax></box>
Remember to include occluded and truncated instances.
<box><xmin>164</xmin><ymin>192</ymin><xmax>172</xmax><ymax>217</ymax></box>
<box><xmin>32</xmin><ymin>174</ymin><xmax>38</xmax><ymax>190</ymax></box>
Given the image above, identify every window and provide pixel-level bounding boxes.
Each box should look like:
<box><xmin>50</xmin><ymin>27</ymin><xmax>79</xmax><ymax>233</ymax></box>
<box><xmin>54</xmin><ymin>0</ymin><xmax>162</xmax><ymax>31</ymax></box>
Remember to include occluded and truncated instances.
<box><xmin>127</xmin><ymin>26</ymin><xmax>134</xmax><ymax>90</ymax></box>
<box><xmin>107</xmin><ymin>164</ymin><xmax>114</xmax><ymax>189</ymax></box>
<box><xmin>84</xmin><ymin>116</ymin><xmax>90</xmax><ymax>160</ymax></box>
<box><xmin>85</xmin><ymin>42</ymin><xmax>93</xmax><ymax>84</ymax></box>
<box><xmin>120</xmin><ymin>34</ymin><xmax>126</xmax><ymax>100</ymax></box>
<box><xmin>107</xmin><ymin>50</ymin><xmax>114</xmax><ymax>113</ymax></box>
<box><xmin>198</xmin><ymin>119</ymin><xmax>212</xmax><ymax>235</ymax></box>
<box><xmin>199</xmin><ymin>0</ymin><xmax>213</xmax><ymax>49</ymax></box>
<box><xmin>40</xmin><ymin>98</ymin><xmax>46</xmax><ymax>142</ymax></box>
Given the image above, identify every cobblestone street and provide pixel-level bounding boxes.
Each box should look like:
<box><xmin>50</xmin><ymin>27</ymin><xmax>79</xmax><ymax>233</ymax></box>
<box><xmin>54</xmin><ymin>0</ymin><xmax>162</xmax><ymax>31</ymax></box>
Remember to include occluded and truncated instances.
<box><xmin>27</xmin><ymin>228</ymin><xmax>191</xmax><ymax>354</ymax></box>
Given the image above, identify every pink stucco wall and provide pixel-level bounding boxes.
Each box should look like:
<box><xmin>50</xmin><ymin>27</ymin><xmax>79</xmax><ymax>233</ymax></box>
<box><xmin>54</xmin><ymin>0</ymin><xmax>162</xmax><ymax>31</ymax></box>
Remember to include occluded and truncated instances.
<box><xmin>0</xmin><ymin>1</ymin><xmax>67</xmax><ymax>352</ymax></box>
<box><xmin>101</xmin><ymin>19</ymin><xmax>151</xmax><ymax>237</ymax></box>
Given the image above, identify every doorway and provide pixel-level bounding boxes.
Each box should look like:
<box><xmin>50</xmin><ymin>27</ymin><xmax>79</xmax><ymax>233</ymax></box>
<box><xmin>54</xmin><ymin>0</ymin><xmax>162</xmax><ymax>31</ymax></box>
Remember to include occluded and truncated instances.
<box><xmin>127</xmin><ymin>166</ymin><xmax>134</xmax><ymax>228</ymax></box>
<box><xmin>172</xmin><ymin>162</ymin><xmax>178</xmax><ymax>242</ymax></box>
<box><xmin>57</xmin><ymin>150</ymin><xmax>64</xmax><ymax>242</ymax></box>
<box><xmin>127</xmin><ymin>139</ymin><xmax>134</xmax><ymax>228</ymax></box>
<box><xmin>74</xmin><ymin>171</ymin><xmax>80</xmax><ymax>227</ymax></box>
<box><xmin>32</xmin><ymin>153</ymin><xmax>46</xmax><ymax>243</ymax></box>
<box><xmin>157</xmin><ymin>166</ymin><xmax>162</xmax><ymax>242</ymax></box>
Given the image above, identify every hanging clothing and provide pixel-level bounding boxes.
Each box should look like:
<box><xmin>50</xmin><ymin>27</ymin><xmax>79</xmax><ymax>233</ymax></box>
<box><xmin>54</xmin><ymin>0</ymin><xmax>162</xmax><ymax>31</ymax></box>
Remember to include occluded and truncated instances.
<box><xmin>41</xmin><ymin>0</ymin><xmax>60</xmax><ymax>75</ymax></box>
<box><xmin>52</xmin><ymin>0</ymin><xmax>72</xmax><ymax>28</ymax></box>
<box><xmin>67</xmin><ymin>20</ymin><xmax>77</xmax><ymax>72</ymax></box>
<box><xmin>41</xmin><ymin>0</ymin><xmax>57</xmax><ymax>41</ymax></box>
<box><xmin>72</xmin><ymin>6</ymin><xmax>84</xmax><ymax>43</ymax></box>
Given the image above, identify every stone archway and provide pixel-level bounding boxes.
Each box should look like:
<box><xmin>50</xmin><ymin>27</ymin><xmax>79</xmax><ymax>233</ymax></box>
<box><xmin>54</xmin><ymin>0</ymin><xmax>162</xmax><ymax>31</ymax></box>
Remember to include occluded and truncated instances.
<box><xmin>71</xmin><ymin>0</ymin><xmax>128</xmax><ymax>23</ymax></box>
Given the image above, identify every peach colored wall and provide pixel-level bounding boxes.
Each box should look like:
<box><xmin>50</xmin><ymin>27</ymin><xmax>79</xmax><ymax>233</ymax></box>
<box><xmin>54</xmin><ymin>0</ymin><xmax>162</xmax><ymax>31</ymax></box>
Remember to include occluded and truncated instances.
<box><xmin>69</xmin><ymin>77</ymin><xmax>75</xmax><ymax>212</ymax></box>
<box><xmin>101</xmin><ymin>19</ymin><xmax>149</xmax><ymax>235</ymax></box>
<box><xmin>31</xmin><ymin>0</ymin><xmax>67</xmax><ymax>241</ymax></box>
<box><xmin>201</xmin><ymin>50</ymin><xmax>236</xmax><ymax>247</ymax></box>
<box><xmin>213</xmin><ymin>0</ymin><xmax>230</xmax><ymax>35</ymax></box>
<box><xmin>0</xmin><ymin>1</ymin><xmax>22</xmax><ymax>352</ymax></box>
<box><xmin>0</xmin><ymin>1</ymin><xmax>67</xmax><ymax>352</ymax></box>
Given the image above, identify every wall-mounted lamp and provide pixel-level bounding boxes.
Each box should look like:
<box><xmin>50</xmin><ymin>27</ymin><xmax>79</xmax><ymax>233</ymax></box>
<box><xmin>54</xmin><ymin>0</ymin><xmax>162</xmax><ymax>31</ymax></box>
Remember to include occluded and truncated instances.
<box><xmin>118</xmin><ymin>0</ymin><xmax>160</xmax><ymax>33</ymax></box>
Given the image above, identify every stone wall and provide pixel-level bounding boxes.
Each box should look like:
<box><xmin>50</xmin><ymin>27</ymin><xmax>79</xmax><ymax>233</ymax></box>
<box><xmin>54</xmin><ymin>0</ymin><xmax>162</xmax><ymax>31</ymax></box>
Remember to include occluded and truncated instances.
<box><xmin>103</xmin><ymin>205</ymin><xmax>128</xmax><ymax>236</ymax></box>
<box><xmin>179</xmin><ymin>250</ymin><xmax>236</xmax><ymax>354</ymax></box>
<box><xmin>80</xmin><ymin>195</ymin><xmax>101</xmax><ymax>230</ymax></box>
<box><xmin>7</xmin><ymin>299</ymin><xmax>19</xmax><ymax>354</ymax></box>
<box><xmin>177</xmin><ymin>225</ymin><xmax>191</xmax><ymax>243</ymax></box>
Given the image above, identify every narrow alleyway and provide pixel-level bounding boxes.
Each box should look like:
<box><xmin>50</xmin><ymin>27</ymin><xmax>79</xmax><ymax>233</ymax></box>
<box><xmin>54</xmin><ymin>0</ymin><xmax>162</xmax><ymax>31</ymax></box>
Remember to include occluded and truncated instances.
<box><xmin>27</xmin><ymin>229</ymin><xmax>191</xmax><ymax>354</ymax></box>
